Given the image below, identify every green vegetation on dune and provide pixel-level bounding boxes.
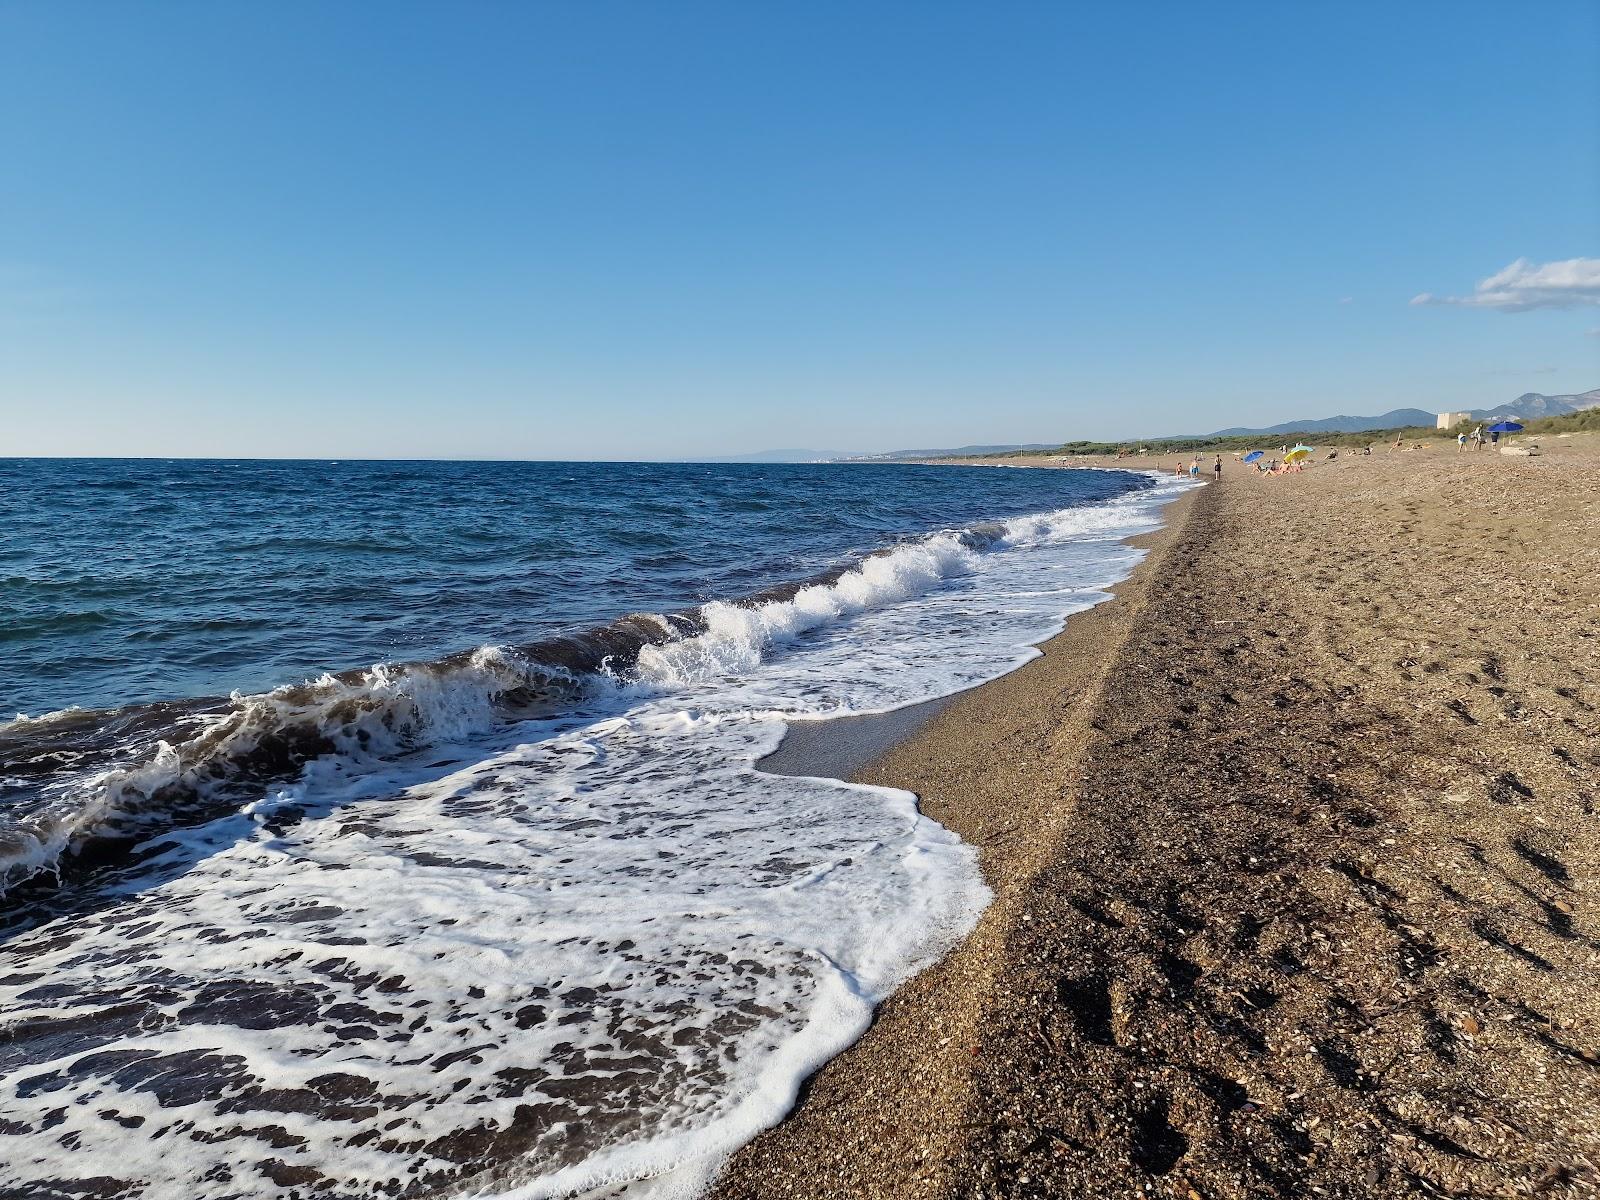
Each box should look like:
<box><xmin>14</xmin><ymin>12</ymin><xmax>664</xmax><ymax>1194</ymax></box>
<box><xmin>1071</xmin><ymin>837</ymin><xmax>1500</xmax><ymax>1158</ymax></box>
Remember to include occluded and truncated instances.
<box><xmin>966</xmin><ymin>424</ymin><xmax>1444</xmax><ymax>458</ymax></box>
<box><xmin>1523</xmin><ymin>407</ymin><xmax>1600</xmax><ymax>436</ymax></box>
<box><xmin>939</xmin><ymin>407</ymin><xmax>1598</xmax><ymax>460</ymax></box>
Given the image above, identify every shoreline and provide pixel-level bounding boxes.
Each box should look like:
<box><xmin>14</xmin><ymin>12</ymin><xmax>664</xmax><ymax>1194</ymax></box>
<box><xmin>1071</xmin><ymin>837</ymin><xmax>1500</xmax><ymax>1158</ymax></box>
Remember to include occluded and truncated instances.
<box><xmin>715</xmin><ymin>478</ymin><xmax>1208</xmax><ymax>1198</ymax></box>
<box><xmin>756</xmin><ymin>465</ymin><xmax>1190</xmax><ymax>783</ymax></box>
<box><xmin>713</xmin><ymin>440</ymin><xmax>1600</xmax><ymax>1197</ymax></box>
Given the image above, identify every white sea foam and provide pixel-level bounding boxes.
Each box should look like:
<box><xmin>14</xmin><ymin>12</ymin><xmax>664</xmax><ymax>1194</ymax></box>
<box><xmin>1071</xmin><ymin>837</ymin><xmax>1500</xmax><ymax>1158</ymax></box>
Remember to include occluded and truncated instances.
<box><xmin>0</xmin><ymin>646</ymin><xmax>586</xmax><ymax>895</ymax></box>
<box><xmin>0</xmin><ymin>472</ymin><xmax>1193</xmax><ymax>1199</ymax></box>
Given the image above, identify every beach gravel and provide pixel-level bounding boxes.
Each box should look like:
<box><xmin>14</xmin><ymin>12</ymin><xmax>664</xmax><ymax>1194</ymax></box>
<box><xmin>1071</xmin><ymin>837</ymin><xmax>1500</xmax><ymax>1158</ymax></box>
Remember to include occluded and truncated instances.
<box><xmin>711</xmin><ymin>440</ymin><xmax>1600</xmax><ymax>1199</ymax></box>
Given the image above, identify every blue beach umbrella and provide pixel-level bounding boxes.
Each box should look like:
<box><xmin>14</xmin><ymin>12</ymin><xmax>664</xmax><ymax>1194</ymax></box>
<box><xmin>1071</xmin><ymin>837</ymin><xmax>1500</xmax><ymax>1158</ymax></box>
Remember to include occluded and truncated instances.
<box><xmin>1486</xmin><ymin>421</ymin><xmax>1523</xmax><ymax>434</ymax></box>
<box><xmin>1242</xmin><ymin>450</ymin><xmax>1264</xmax><ymax>463</ymax></box>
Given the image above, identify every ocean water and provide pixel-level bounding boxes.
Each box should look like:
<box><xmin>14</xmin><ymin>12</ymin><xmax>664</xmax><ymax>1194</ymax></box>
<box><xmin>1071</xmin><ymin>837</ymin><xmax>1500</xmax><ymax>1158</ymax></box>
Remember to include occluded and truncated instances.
<box><xmin>0</xmin><ymin>458</ymin><xmax>1189</xmax><ymax>1198</ymax></box>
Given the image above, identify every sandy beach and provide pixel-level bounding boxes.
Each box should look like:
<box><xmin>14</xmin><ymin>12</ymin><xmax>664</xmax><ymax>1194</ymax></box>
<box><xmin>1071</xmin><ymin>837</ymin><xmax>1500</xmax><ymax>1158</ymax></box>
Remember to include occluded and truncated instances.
<box><xmin>715</xmin><ymin>436</ymin><xmax>1600</xmax><ymax>1198</ymax></box>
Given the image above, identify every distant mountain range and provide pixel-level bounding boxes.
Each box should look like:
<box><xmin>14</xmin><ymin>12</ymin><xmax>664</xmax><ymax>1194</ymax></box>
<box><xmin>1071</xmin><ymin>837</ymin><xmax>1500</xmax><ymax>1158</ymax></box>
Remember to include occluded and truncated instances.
<box><xmin>1200</xmin><ymin>409</ymin><xmax>1436</xmax><ymax>437</ymax></box>
<box><xmin>718</xmin><ymin>388</ymin><xmax>1599</xmax><ymax>463</ymax></box>
<box><xmin>1195</xmin><ymin>389</ymin><xmax>1600</xmax><ymax>439</ymax></box>
<box><xmin>1480</xmin><ymin>388</ymin><xmax>1600</xmax><ymax>420</ymax></box>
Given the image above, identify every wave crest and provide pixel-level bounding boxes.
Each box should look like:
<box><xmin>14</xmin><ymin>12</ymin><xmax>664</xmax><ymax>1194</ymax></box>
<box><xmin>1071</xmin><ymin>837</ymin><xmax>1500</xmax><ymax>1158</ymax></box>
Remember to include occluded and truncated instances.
<box><xmin>636</xmin><ymin>532</ymin><xmax>978</xmax><ymax>687</ymax></box>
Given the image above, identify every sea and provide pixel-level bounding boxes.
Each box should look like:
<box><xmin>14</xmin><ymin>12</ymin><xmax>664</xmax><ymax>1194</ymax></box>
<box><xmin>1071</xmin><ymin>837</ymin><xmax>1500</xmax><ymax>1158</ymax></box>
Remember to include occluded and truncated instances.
<box><xmin>0</xmin><ymin>457</ymin><xmax>1188</xmax><ymax>1199</ymax></box>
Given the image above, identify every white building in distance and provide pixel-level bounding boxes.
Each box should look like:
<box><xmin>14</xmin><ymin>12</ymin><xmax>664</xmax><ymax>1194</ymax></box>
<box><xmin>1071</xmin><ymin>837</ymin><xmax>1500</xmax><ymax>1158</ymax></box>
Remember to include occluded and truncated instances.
<box><xmin>1436</xmin><ymin>411</ymin><xmax>1474</xmax><ymax>429</ymax></box>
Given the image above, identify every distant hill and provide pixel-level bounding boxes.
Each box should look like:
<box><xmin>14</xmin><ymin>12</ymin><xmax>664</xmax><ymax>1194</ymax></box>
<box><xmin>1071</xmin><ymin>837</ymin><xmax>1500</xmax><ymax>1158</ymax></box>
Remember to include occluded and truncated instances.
<box><xmin>1196</xmin><ymin>389</ymin><xmax>1600</xmax><ymax>439</ymax></box>
<box><xmin>1475</xmin><ymin>389</ymin><xmax>1600</xmax><ymax>423</ymax></box>
<box><xmin>713</xmin><ymin>389</ymin><xmax>1600</xmax><ymax>463</ymax></box>
<box><xmin>1202</xmin><ymin>409</ymin><xmax>1435</xmax><ymax>438</ymax></box>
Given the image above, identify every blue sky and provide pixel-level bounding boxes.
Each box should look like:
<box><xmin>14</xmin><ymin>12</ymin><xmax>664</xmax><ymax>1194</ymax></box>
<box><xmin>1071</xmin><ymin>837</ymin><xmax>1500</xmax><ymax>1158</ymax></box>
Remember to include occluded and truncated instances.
<box><xmin>2</xmin><ymin>1</ymin><xmax>1596</xmax><ymax>459</ymax></box>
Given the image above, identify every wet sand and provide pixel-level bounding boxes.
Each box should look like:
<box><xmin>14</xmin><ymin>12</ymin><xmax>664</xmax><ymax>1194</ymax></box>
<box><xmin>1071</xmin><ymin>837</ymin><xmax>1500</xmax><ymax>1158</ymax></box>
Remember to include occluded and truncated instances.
<box><xmin>758</xmin><ymin>695</ymin><xmax>955</xmax><ymax>782</ymax></box>
<box><xmin>713</xmin><ymin>436</ymin><xmax>1600</xmax><ymax>1198</ymax></box>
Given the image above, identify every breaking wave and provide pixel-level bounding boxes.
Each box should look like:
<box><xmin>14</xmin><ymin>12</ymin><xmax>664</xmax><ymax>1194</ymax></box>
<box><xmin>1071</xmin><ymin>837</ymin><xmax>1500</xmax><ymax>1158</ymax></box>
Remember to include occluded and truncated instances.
<box><xmin>0</xmin><ymin>496</ymin><xmax>1137</xmax><ymax>897</ymax></box>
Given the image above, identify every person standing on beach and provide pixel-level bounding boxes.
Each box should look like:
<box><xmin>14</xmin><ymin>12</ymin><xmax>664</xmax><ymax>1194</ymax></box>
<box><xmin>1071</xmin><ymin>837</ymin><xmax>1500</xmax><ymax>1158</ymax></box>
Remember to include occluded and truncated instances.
<box><xmin>1213</xmin><ymin>454</ymin><xmax>1222</xmax><ymax>481</ymax></box>
<box><xmin>1473</xmin><ymin>425</ymin><xmax>1483</xmax><ymax>450</ymax></box>
<box><xmin>1458</xmin><ymin>430</ymin><xmax>1467</xmax><ymax>450</ymax></box>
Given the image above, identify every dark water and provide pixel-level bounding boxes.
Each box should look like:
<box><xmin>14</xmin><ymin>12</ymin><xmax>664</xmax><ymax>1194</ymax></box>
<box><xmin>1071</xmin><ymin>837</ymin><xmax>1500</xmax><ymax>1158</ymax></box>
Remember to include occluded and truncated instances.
<box><xmin>0</xmin><ymin>458</ymin><xmax>1140</xmax><ymax>717</ymax></box>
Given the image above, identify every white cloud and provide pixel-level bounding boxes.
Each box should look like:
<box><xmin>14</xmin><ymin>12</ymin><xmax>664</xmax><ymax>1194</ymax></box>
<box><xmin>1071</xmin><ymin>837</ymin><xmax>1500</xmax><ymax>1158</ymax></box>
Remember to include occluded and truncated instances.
<box><xmin>1411</xmin><ymin>256</ymin><xmax>1600</xmax><ymax>311</ymax></box>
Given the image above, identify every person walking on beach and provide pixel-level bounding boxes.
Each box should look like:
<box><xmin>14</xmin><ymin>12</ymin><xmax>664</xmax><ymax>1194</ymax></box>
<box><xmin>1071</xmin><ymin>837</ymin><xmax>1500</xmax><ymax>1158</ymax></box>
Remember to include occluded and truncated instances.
<box><xmin>1458</xmin><ymin>430</ymin><xmax>1467</xmax><ymax>450</ymax></box>
<box><xmin>1473</xmin><ymin>425</ymin><xmax>1483</xmax><ymax>450</ymax></box>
